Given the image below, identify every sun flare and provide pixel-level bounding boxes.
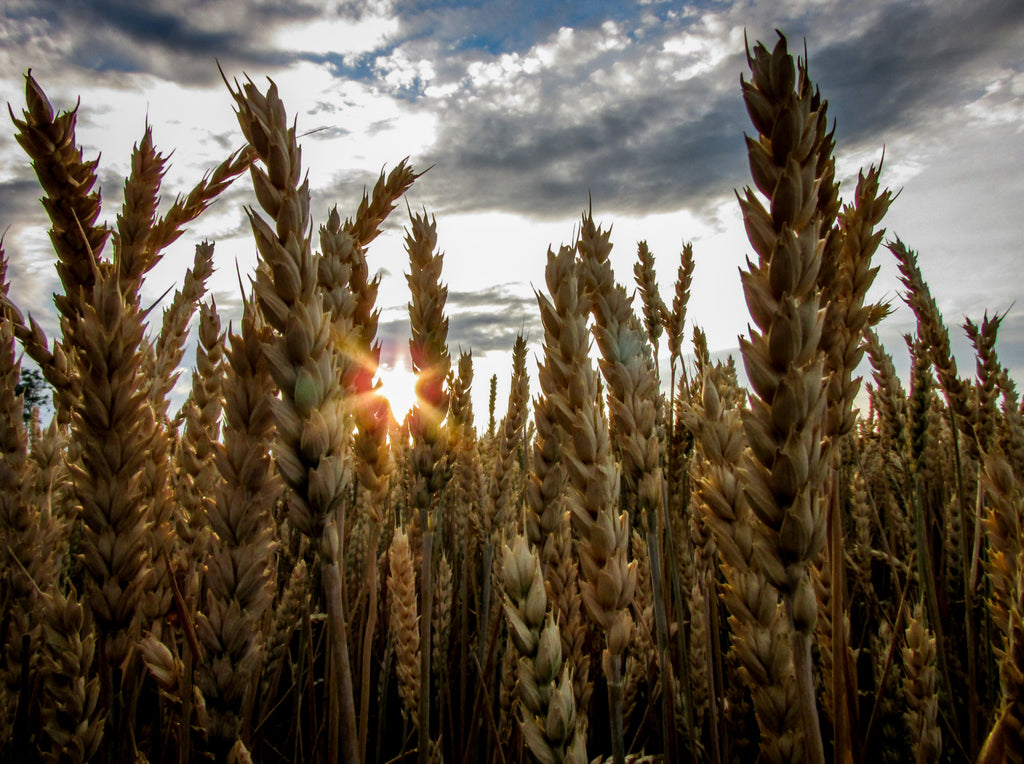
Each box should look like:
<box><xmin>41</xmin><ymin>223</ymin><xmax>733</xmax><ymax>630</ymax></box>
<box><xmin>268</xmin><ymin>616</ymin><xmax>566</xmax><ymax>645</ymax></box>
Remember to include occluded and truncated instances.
<box><xmin>376</xmin><ymin>357</ymin><xmax>419</xmax><ymax>423</ymax></box>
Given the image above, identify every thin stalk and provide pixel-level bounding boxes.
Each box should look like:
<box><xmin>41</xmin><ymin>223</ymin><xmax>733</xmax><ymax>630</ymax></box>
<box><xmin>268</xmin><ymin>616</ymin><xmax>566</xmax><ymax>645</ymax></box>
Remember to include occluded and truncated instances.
<box><xmin>662</xmin><ymin>470</ymin><xmax>697</xmax><ymax>762</ymax></box>
<box><xmin>479</xmin><ymin>541</ymin><xmax>493</xmax><ymax>668</ymax></box>
<box><xmin>459</xmin><ymin>597</ymin><xmax>506</xmax><ymax>764</ymax></box>
<box><xmin>646</xmin><ymin>523</ymin><xmax>681</xmax><ymax>763</ymax></box>
<box><xmin>470</xmin><ymin>654</ymin><xmax>509</xmax><ymax>764</ymax></box>
<box><xmin>829</xmin><ymin>468</ymin><xmax>852</xmax><ymax>763</ymax></box>
<box><xmin>703</xmin><ymin>582</ymin><xmax>724</xmax><ymax>764</ymax></box>
<box><xmin>863</xmin><ymin>564</ymin><xmax>913</xmax><ymax>745</ymax></box>
<box><xmin>181</xmin><ymin>632</ymin><xmax>194</xmax><ymax>764</ymax></box>
<box><xmin>322</xmin><ymin>542</ymin><xmax>360</xmax><ymax>764</ymax></box>
<box><xmin>910</xmin><ymin>475</ymin><xmax>961</xmax><ymax>746</ymax></box>
<box><xmin>295</xmin><ymin>607</ymin><xmax>312</xmax><ymax>763</ymax></box>
<box><xmin>965</xmin><ymin>480</ymin><xmax>984</xmax><ymax>757</ymax></box>
<box><xmin>457</xmin><ymin>539</ymin><xmax>470</xmax><ymax>764</ymax></box>
<box><xmin>607</xmin><ymin>653</ymin><xmax>627</xmax><ymax>764</ymax></box>
<box><xmin>790</xmin><ymin>607</ymin><xmax>827</xmax><ymax>764</ymax></box>
<box><xmin>375</xmin><ymin>639</ymin><xmax>393</xmax><ymax>764</ymax></box>
<box><xmin>359</xmin><ymin>522</ymin><xmax>382</xmax><ymax>761</ymax></box>
<box><xmin>418</xmin><ymin>520</ymin><xmax>434</xmax><ymax>764</ymax></box>
<box><xmin>945</xmin><ymin>410</ymin><xmax>976</xmax><ymax>752</ymax></box>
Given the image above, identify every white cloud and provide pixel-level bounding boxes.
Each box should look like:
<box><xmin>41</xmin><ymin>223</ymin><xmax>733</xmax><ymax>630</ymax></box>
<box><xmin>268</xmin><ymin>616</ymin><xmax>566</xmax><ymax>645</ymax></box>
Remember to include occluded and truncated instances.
<box><xmin>271</xmin><ymin>8</ymin><xmax>399</xmax><ymax>59</ymax></box>
<box><xmin>964</xmin><ymin>69</ymin><xmax>1024</xmax><ymax>129</ymax></box>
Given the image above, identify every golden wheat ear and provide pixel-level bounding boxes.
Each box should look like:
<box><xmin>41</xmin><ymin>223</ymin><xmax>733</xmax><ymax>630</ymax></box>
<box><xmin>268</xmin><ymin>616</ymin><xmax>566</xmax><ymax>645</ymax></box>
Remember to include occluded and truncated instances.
<box><xmin>501</xmin><ymin>535</ymin><xmax>583</xmax><ymax>763</ymax></box>
<box><xmin>388</xmin><ymin>526</ymin><xmax>421</xmax><ymax>728</ymax></box>
<box><xmin>735</xmin><ymin>32</ymin><xmax>841</xmax><ymax>763</ymax></box>
<box><xmin>11</xmin><ymin>72</ymin><xmax>109</xmax><ymax>327</ymax></box>
<box><xmin>227</xmin><ymin>71</ymin><xmax>362</xmax><ymax>764</ymax></box>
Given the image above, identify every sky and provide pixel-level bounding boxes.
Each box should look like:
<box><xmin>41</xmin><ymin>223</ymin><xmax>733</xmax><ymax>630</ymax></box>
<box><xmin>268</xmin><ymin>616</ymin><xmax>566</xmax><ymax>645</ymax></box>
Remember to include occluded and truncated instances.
<box><xmin>1</xmin><ymin>0</ymin><xmax>1023</xmax><ymax>424</ymax></box>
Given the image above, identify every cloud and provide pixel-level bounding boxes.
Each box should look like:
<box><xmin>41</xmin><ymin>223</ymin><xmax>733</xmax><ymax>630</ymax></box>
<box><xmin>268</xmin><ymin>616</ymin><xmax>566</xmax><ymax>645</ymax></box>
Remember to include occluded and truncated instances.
<box><xmin>364</xmin><ymin>0</ymin><xmax>1024</xmax><ymax>225</ymax></box>
<box><xmin>807</xmin><ymin>0</ymin><xmax>1024</xmax><ymax>147</ymax></box>
<box><xmin>402</xmin><ymin>19</ymin><xmax>747</xmax><ymax>217</ymax></box>
<box><xmin>376</xmin><ymin>283</ymin><xmax>540</xmax><ymax>364</ymax></box>
<box><xmin>0</xmin><ymin>176</ymin><xmax>42</xmax><ymax>226</ymax></box>
<box><xmin>1</xmin><ymin>0</ymin><xmax>315</xmax><ymax>84</ymax></box>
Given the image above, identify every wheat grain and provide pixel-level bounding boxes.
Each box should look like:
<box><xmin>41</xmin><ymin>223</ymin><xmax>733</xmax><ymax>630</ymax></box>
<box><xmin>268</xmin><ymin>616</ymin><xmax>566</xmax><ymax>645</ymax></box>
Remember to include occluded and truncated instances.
<box><xmin>633</xmin><ymin>241</ymin><xmax>666</xmax><ymax>360</ymax></box>
<box><xmin>502</xmin><ymin>535</ymin><xmax>584</xmax><ymax>764</ymax></box>
<box><xmin>10</xmin><ymin>73</ymin><xmax>108</xmax><ymax>328</ymax></box>
<box><xmin>902</xmin><ymin>604</ymin><xmax>942</xmax><ymax>763</ymax></box>
<box><xmin>685</xmin><ymin>372</ymin><xmax>803</xmax><ymax>762</ymax></box>
<box><xmin>388</xmin><ymin>527</ymin><xmax>421</xmax><ymax>726</ymax></box>
<box><xmin>37</xmin><ymin>586</ymin><xmax>104</xmax><ymax>764</ymax></box>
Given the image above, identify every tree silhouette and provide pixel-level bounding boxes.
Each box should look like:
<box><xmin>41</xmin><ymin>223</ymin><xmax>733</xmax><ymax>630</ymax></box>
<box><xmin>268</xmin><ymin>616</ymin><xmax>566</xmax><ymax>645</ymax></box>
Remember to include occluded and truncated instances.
<box><xmin>14</xmin><ymin>367</ymin><xmax>51</xmax><ymax>425</ymax></box>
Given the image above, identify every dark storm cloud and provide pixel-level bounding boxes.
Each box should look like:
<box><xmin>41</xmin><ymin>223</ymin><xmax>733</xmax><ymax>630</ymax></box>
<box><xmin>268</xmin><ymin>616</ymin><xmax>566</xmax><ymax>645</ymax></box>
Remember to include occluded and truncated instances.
<box><xmin>1</xmin><ymin>0</ymin><xmax>318</xmax><ymax>83</ymax></box>
<box><xmin>0</xmin><ymin>176</ymin><xmax>43</xmax><ymax>225</ymax></box>
<box><xmin>71</xmin><ymin>1</ymin><xmax>244</xmax><ymax>59</ymax></box>
<box><xmin>808</xmin><ymin>0</ymin><xmax>1024</xmax><ymax>146</ymax></box>
<box><xmin>420</xmin><ymin>87</ymin><xmax>747</xmax><ymax>218</ymax></box>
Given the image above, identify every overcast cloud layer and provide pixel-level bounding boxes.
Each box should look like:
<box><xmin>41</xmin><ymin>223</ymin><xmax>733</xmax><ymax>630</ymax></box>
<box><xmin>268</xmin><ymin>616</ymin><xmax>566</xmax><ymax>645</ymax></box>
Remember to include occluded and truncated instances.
<box><xmin>2</xmin><ymin>0</ymin><xmax>1023</xmax><ymax>417</ymax></box>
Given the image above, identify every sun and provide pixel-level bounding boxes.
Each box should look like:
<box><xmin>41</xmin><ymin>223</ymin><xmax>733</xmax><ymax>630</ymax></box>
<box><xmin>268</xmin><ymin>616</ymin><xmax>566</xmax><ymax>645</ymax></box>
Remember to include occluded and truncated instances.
<box><xmin>376</xmin><ymin>356</ymin><xmax>419</xmax><ymax>423</ymax></box>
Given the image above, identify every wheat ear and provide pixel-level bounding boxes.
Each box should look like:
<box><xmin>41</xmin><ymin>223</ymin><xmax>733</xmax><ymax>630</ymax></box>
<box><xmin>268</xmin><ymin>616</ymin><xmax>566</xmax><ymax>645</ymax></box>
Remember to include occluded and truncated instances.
<box><xmin>633</xmin><ymin>240</ymin><xmax>667</xmax><ymax>364</ymax></box>
<box><xmin>684</xmin><ymin>372</ymin><xmax>803</xmax><ymax>762</ymax></box>
<box><xmin>388</xmin><ymin>527</ymin><xmax>421</xmax><ymax>727</ymax></box>
<box><xmin>890</xmin><ymin>239</ymin><xmax>973</xmax><ymax>441</ymax></box>
<box><xmin>902</xmin><ymin>604</ymin><xmax>942</xmax><ymax>763</ymax></box>
<box><xmin>531</xmin><ymin>246</ymin><xmax>592</xmax><ymax>733</ymax></box>
<box><xmin>577</xmin><ymin>209</ymin><xmax>680</xmax><ymax>758</ymax></box>
<box><xmin>404</xmin><ymin>208</ymin><xmax>451</xmax><ymax>759</ymax></box>
<box><xmin>9</xmin><ymin>72</ymin><xmax>108</xmax><ymax>328</ymax></box>
<box><xmin>490</xmin><ymin>333</ymin><xmax>530</xmax><ymax>541</ymax></box>
<box><xmin>502</xmin><ymin>536</ymin><xmax>585</xmax><ymax>764</ymax></box>
<box><xmin>38</xmin><ymin>585</ymin><xmax>104</xmax><ymax>764</ymax></box>
<box><xmin>980</xmin><ymin>448</ymin><xmax>1024</xmax><ymax>764</ymax></box>
<box><xmin>227</xmin><ymin>73</ymin><xmax>359</xmax><ymax>764</ymax></box>
<box><xmin>736</xmin><ymin>33</ymin><xmax>838</xmax><ymax>762</ymax></box>
<box><xmin>195</xmin><ymin>296</ymin><xmax>279</xmax><ymax>755</ymax></box>
<box><xmin>173</xmin><ymin>300</ymin><xmax>225</xmax><ymax>559</ymax></box>
<box><xmin>539</xmin><ymin>238</ymin><xmax>634</xmax><ymax>763</ymax></box>
<box><xmin>148</xmin><ymin>240</ymin><xmax>215</xmax><ymax>419</ymax></box>
<box><xmin>0</xmin><ymin>280</ymin><xmax>38</xmax><ymax>744</ymax></box>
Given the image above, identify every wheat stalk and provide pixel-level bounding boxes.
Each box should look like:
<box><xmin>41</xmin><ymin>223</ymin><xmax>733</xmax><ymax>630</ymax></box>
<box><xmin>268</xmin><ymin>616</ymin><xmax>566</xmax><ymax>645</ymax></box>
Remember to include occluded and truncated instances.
<box><xmin>538</xmin><ymin>235</ymin><xmax>635</xmax><ymax>763</ymax></box>
<box><xmin>684</xmin><ymin>372</ymin><xmax>803</xmax><ymax>762</ymax></box>
<box><xmin>227</xmin><ymin>72</ymin><xmax>359</xmax><ymax>764</ymax></box>
<box><xmin>388</xmin><ymin>527</ymin><xmax>421</xmax><ymax>728</ymax></box>
<box><xmin>38</xmin><ymin>585</ymin><xmax>104</xmax><ymax>764</ymax></box>
<box><xmin>502</xmin><ymin>535</ymin><xmax>585</xmax><ymax>764</ymax></box>
<box><xmin>194</xmin><ymin>295</ymin><xmax>279</xmax><ymax>756</ymax></box>
<box><xmin>902</xmin><ymin>604</ymin><xmax>942</xmax><ymax>763</ymax></box>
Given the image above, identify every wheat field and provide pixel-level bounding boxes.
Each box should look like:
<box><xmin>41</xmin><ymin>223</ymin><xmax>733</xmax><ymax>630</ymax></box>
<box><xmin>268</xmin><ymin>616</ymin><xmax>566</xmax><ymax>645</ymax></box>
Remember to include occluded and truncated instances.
<box><xmin>0</xmin><ymin>32</ymin><xmax>1022</xmax><ymax>764</ymax></box>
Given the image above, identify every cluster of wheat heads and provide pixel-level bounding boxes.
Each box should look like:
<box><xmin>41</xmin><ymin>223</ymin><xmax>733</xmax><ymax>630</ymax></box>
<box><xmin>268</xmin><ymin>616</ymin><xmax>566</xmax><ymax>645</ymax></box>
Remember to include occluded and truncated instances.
<box><xmin>1</xmin><ymin>31</ymin><xmax>1023</xmax><ymax>764</ymax></box>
